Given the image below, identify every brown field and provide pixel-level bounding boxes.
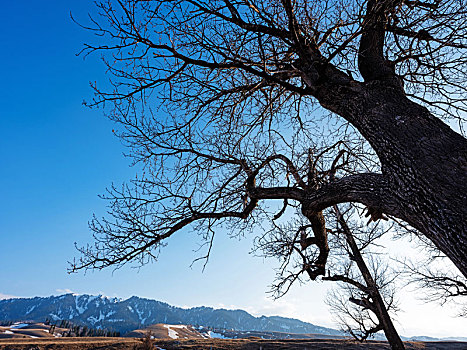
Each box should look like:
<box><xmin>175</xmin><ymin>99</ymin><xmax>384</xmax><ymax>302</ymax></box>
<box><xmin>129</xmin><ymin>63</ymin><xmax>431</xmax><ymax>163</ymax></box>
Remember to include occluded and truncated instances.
<box><xmin>0</xmin><ymin>337</ymin><xmax>466</xmax><ymax>349</ymax></box>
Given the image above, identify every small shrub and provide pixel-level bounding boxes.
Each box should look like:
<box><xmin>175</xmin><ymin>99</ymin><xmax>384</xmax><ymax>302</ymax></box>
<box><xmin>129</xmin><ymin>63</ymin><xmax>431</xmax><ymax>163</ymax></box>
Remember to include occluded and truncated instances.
<box><xmin>141</xmin><ymin>330</ymin><xmax>155</xmax><ymax>350</ymax></box>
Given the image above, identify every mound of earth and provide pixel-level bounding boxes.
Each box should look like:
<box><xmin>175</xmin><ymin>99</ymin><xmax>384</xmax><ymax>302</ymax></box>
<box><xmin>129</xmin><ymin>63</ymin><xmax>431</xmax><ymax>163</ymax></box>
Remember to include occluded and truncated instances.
<box><xmin>0</xmin><ymin>322</ymin><xmax>68</xmax><ymax>339</ymax></box>
<box><xmin>125</xmin><ymin>323</ymin><xmax>206</xmax><ymax>339</ymax></box>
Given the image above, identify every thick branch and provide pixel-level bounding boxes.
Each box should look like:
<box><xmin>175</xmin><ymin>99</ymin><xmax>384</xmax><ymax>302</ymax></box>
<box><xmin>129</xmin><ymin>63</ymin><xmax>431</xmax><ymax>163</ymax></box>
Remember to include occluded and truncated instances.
<box><xmin>358</xmin><ymin>0</ymin><xmax>402</xmax><ymax>83</ymax></box>
<box><xmin>303</xmin><ymin>173</ymin><xmax>395</xmax><ymax>216</ymax></box>
<box><xmin>323</xmin><ymin>274</ymin><xmax>369</xmax><ymax>293</ymax></box>
<box><xmin>248</xmin><ymin>186</ymin><xmax>305</xmax><ymax>201</ymax></box>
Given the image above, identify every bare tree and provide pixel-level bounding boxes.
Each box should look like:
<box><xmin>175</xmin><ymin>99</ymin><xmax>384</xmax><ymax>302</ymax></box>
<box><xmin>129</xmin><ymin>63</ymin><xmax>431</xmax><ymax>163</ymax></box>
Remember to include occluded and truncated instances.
<box><xmin>402</xmin><ymin>259</ymin><xmax>467</xmax><ymax>317</ymax></box>
<box><xmin>326</xmin><ymin>281</ymin><xmax>393</xmax><ymax>343</ymax></box>
<box><xmin>395</xmin><ymin>229</ymin><xmax>467</xmax><ymax>317</ymax></box>
<box><xmin>71</xmin><ymin>0</ymin><xmax>467</xmax><ymax>281</ymax></box>
<box><xmin>325</xmin><ymin>205</ymin><xmax>402</xmax><ymax>348</ymax></box>
<box><xmin>255</xmin><ymin>202</ymin><xmax>404</xmax><ymax>349</ymax></box>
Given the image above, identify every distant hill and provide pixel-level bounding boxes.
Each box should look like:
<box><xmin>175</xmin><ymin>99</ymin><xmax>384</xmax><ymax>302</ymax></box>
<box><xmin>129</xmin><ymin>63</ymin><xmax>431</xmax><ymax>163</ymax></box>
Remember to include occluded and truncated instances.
<box><xmin>126</xmin><ymin>323</ymin><xmax>207</xmax><ymax>339</ymax></box>
<box><xmin>0</xmin><ymin>294</ymin><xmax>342</xmax><ymax>335</ymax></box>
<box><xmin>0</xmin><ymin>321</ymin><xmax>68</xmax><ymax>339</ymax></box>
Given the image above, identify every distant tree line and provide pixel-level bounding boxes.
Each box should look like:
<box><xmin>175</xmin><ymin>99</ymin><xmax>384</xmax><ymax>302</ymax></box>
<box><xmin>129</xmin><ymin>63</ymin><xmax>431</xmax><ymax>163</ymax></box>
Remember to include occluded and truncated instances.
<box><xmin>44</xmin><ymin>318</ymin><xmax>120</xmax><ymax>337</ymax></box>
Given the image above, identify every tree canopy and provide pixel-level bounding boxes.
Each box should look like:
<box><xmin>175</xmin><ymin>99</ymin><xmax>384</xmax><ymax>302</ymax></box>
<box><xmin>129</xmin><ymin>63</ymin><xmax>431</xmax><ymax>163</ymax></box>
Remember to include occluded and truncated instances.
<box><xmin>71</xmin><ymin>0</ymin><xmax>467</xmax><ymax>281</ymax></box>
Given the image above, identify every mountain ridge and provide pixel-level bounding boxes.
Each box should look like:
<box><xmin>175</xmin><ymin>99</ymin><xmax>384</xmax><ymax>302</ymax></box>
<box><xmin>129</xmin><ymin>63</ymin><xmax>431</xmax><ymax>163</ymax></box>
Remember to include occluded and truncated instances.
<box><xmin>0</xmin><ymin>294</ymin><xmax>341</xmax><ymax>335</ymax></box>
<box><xmin>2</xmin><ymin>294</ymin><xmax>466</xmax><ymax>342</ymax></box>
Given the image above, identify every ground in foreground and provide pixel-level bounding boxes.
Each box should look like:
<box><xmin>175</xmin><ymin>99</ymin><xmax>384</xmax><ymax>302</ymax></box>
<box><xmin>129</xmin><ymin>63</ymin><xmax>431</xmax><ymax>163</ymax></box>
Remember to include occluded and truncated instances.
<box><xmin>1</xmin><ymin>337</ymin><xmax>467</xmax><ymax>349</ymax></box>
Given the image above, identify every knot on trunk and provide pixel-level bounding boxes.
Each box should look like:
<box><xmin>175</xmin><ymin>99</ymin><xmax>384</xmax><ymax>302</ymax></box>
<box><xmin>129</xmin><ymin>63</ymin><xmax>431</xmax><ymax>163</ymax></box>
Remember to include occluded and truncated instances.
<box><xmin>364</xmin><ymin>206</ymin><xmax>388</xmax><ymax>224</ymax></box>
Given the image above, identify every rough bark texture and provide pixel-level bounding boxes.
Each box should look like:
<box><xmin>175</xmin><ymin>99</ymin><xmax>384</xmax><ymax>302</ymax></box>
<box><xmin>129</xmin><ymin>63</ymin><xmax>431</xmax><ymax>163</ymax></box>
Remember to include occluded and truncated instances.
<box><xmin>312</xmin><ymin>80</ymin><xmax>467</xmax><ymax>277</ymax></box>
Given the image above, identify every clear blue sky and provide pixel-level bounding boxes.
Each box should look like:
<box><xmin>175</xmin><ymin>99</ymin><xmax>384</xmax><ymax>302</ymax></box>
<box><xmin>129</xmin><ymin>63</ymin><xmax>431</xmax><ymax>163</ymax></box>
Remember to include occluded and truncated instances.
<box><xmin>1</xmin><ymin>0</ymin><xmax>466</xmax><ymax>338</ymax></box>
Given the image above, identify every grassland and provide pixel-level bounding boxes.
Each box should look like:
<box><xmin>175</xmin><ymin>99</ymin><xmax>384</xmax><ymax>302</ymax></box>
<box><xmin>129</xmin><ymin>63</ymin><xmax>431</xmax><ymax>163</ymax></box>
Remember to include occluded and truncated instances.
<box><xmin>1</xmin><ymin>337</ymin><xmax>466</xmax><ymax>349</ymax></box>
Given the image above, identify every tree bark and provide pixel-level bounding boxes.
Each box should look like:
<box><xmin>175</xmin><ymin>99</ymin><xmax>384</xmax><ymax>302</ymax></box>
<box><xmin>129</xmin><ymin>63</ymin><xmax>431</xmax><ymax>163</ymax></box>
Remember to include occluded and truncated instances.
<box><xmin>311</xmin><ymin>80</ymin><xmax>467</xmax><ymax>277</ymax></box>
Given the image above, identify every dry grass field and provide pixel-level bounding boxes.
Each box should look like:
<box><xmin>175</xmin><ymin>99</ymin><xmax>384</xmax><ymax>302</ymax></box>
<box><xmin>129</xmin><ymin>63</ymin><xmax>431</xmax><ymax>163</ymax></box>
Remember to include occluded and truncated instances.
<box><xmin>0</xmin><ymin>337</ymin><xmax>466</xmax><ymax>349</ymax></box>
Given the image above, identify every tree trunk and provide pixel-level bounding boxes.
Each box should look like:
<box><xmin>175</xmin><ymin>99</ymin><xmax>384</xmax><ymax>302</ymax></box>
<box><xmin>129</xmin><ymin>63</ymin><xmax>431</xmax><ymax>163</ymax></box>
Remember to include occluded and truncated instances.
<box><xmin>316</xmin><ymin>81</ymin><xmax>467</xmax><ymax>277</ymax></box>
<box><xmin>335</xmin><ymin>206</ymin><xmax>405</xmax><ymax>350</ymax></box>
<box><xmin>371</xmin><ymin>291</ymin><xmax>405</xmax><ymax>350</ymax></box>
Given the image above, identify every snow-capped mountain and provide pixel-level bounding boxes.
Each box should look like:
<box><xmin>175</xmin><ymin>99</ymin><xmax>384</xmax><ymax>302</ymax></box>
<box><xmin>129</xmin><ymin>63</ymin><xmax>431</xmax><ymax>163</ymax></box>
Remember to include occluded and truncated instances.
<box><xmin>0</xmin><ymin>294</ymin><xmax>342</xmax><ymax>335</ymax></box>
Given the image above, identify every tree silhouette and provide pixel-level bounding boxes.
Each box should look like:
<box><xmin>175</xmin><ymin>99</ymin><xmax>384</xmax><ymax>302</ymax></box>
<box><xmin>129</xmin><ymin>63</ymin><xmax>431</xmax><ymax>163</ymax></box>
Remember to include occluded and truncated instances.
<box><xmin>255</xmin><ymin>200</ymin><xmax>404</xmax><ymax>348</ymax></box>
<box><xmin>71</xmin><ymin>0</ymin><xmax>467</xmax><ymax>284</ymax></box>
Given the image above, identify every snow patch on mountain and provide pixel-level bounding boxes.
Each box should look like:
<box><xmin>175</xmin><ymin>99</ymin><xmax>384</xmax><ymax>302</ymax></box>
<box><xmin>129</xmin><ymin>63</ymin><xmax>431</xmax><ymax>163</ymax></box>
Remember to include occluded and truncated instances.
<box><xmin>163</xmin><ymin>325</ymin><xmax>179</xmax><ymax>339</ymax></box>
<box><xmin>75</xmin><ymin>296</ymin><xmax>87</xmax><ymax>315</ymax></box>
<box><xmin>26</xmin><ymin>305</ymin><xmax>36</xmax><ymax>315</ymax></box>
<box><xmin>11</xmin><ymin>323</ymin><xmax>29</xmax><ymax>329</ymax></box>
<box><xmin>208</xmin><ymin>331</ymin><xmax>226</xmax><ymax>339</ymax></box>
<box><xmin>135</xmin><ymin>305</ymin><xmax>146</xmax><ymax>324</ymax></box>
<box><xmin>87</xmin><ymin>311</ymin><xmax>105</xmax><ymax>325</ymax></box>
